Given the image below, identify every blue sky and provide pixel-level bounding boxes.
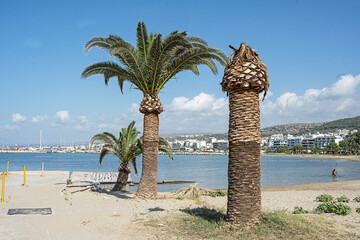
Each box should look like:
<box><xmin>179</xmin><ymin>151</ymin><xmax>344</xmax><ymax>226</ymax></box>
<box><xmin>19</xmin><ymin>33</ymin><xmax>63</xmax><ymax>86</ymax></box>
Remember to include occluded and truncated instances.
<box><xmin>1</xmin><ymin>0</ymin><xmax>360</xmax><ymax>145</ymax></box>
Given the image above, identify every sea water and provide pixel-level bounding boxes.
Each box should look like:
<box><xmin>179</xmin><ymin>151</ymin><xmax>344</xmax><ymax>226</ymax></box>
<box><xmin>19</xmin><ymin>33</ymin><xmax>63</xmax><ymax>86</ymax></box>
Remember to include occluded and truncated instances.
<box><xmin>1</xmin><ymin>153</ymin><xmax>359</xmax><ymax>192</ymax></box>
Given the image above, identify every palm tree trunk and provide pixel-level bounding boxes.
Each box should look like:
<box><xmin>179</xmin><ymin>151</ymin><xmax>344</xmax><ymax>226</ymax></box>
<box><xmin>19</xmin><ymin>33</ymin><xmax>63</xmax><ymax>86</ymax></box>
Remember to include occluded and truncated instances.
<box><xmin>112</xmin><ymin>162</ymin><xmax>131</xmax><ymax>191</ymax></box>
<box><xmin>227</xmin><ymin>89</ymin><xmax>262</xmax><ymax>226</ymax></box>
<box><xmin>135</xmin><ymin>112</ymin><xmax>159</xmax><ymax>198</ymax></box>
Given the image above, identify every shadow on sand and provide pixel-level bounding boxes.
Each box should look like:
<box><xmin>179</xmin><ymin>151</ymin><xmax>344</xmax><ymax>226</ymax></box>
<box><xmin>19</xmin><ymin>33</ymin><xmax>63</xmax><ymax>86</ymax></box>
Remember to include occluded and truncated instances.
<box><xmin>180</xmin><ymin>207</ymin><xmax>225</xmax><ymax>223</ymax></box>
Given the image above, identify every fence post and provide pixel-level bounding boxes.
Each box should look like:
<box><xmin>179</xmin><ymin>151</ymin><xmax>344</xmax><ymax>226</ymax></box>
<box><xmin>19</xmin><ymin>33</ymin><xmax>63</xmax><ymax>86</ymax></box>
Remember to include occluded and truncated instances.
<box><xmin>1</xmin><ymin>172</ymin><xmax>6</xmax><ymax>203</ymax></box>
<box><xmin>23</xmin><ymin>166</ymin><xmax>26</xmax><ymax>186</ymax></box>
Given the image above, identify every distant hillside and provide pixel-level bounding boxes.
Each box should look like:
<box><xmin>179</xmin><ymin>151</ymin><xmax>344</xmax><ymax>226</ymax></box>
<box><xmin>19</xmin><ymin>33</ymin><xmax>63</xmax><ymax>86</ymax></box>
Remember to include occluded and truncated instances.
<box><xmin>310</xmin><ymin>116</ymin><xmax>360</xmax><ymax>133</ymax></box>
<box><xmin>164</xmin><ymin>116</ymin><xmax>360</xmax><ymax>140</ymax></box>
<box><xmin>261</xmin><ymin>122</ymin><xmax>324</xmax><ymax>137</ymax></box>
<box><xmin>261</xmin><ymin>116</ymin><xmax>360</xmax><ymax>137</ymax></box>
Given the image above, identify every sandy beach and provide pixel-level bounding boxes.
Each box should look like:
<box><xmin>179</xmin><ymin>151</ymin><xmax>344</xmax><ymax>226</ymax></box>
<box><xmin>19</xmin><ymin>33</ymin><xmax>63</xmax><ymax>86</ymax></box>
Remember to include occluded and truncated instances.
<box><xmin>0</xmin><ymin>171</ymin><xmax>359</xmax><ymax>239</ymax></box>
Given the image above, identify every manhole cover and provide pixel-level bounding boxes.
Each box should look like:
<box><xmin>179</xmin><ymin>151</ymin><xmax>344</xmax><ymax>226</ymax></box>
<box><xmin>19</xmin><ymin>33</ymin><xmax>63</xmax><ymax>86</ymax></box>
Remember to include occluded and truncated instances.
<box><xmin>8</xmin><ymin>208</ymin><xmax>52</xmax><ymax>215</ymax></box>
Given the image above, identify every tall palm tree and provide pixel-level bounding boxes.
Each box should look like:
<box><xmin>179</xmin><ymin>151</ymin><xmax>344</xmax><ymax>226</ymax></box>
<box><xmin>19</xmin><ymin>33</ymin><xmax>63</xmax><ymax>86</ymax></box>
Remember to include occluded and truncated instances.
<box><xmin>221</xmin><ymin>43</ymin><xmax>269</xmax><ymax>226</ymax></box>
<box><xmin>89</xmin><ymin>121</ymin><xmax>173</xmax><ymax>191</ymax></box>
<box><xmin>82</xmin><ymin>22</ymin><xmax>226</xmax><ymax>198</ymax></box>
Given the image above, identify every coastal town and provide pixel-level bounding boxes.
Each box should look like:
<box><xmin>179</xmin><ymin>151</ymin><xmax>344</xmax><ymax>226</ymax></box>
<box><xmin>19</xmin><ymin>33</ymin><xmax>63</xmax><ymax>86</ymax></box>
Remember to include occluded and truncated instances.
<box><xmin>1</xmin><ymin>128</ymin><xmax>359</xmax><ymax>155</ymax></box>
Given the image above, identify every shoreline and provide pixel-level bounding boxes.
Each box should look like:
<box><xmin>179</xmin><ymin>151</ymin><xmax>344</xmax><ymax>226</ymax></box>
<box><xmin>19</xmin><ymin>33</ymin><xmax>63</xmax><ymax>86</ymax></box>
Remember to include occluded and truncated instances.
<box><xmin>262</xmin><ymin>153</ymin><xmax>360</xmax><ymax>162</ymax></box>
<box><xmin>2</xmin><ymin>151</ymin><xmax>359</xmax><ymax>161</ymax></box>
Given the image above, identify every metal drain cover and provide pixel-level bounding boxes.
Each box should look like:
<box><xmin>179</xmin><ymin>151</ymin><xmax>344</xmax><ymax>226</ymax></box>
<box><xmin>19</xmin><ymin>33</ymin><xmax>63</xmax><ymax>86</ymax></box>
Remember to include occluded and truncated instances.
<box><xmin>8</xmin><ymin>208</ymin><xmax>52</xmax><ymax>215</ymax></box>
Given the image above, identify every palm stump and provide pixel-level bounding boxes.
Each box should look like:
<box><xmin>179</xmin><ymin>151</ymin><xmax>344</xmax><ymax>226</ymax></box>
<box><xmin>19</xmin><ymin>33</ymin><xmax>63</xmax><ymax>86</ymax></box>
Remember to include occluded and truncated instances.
<box><xmin>221</xmin><ymin>43</ymin><xmax>269</xmax><ymax>226</ymax></box>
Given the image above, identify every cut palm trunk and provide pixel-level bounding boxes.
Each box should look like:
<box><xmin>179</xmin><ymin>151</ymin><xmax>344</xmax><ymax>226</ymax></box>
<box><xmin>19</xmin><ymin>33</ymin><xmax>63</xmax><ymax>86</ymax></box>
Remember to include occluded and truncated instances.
<box><xmin>221</xmin><ymin>43</ymin><xmax>269</xmax><ymax>226</ymax></box>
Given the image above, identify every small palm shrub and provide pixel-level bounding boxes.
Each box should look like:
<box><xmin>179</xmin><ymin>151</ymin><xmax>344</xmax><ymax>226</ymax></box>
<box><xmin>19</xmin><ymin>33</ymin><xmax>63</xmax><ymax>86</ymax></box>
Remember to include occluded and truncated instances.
<box><xmin>293</xmin><ymin>206</ymin><xmax>309</xmax><ymax>214</ymax></box>
<box><xmin>316</xmin><ymin>194</ymin><xmax>333</xmax><ymax>202</ymax></box>
<box><xmin>315</xmin><ymin>202</ymin><xmax>351</xmax><ymax>215</ymax></box>
<box><xmin>336</xmin><ymin>195</ymin><xmax>350</xmax><ymax>203</ymax></box>
<box><xmin>353</xmin><ymin>196</ymin><xmax>360</xmax><ymax>202</ymax></box>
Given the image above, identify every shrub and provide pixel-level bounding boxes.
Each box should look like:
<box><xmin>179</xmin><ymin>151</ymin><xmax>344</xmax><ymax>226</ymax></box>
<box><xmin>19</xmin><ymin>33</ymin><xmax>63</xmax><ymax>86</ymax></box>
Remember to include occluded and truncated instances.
<box><xmin>353</xmin><ymin>196</ymin><xmax>360</xmax><ymax>202</ymax></box>
<box><xmin>210</xmin><ymin>190</ymin><xmax>227</xmax><ymax>197</ymax></box>
<box><xmin>293</xmin><ymin>207</ymin><xmax>309</xmax><ymax>214</ymax></box>
<box><xmin>356</xmin><ymin>208</ymin><xmax>360</xmax><ymax>214</ymax></box>
<box><xmin>316</xmin><ymin>194</ymin><xmax>333</xmax><ymax>202</ymax></box>
<box><xmin>316</xmin><ymin>202</ymin><xmax>351</xmax><ymax>216</ymax></box>
<box><xmin>336</xmin><ymin>195</ymin><xmax>350</xmax><ymax>203</ymax></box>
<box><xmin>66</xmin><ymin>179</ymin><xmax>72</xmax><ymax>185</ymax></box>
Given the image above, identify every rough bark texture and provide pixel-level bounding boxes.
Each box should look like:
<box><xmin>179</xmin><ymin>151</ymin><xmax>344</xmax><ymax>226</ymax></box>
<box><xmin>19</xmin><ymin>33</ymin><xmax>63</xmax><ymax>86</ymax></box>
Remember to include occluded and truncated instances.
<box><xmin>135</xmin><ymin>112</ymin><xmax>159</xmax><ymax>198</ymax></box>
<box><xmin>227</xmin><ymin>89</ymin><xmax>261</xmax><ymax>226</ymax></box>
<box><xmin>112</xmin><ymin>162</ymin><xmax>131</xmax><ymax>191</ymax></box>
<box><xmin>222</xmin><ymin>43</ymin><xmax>268</xmax><ymax>226</ymax></box>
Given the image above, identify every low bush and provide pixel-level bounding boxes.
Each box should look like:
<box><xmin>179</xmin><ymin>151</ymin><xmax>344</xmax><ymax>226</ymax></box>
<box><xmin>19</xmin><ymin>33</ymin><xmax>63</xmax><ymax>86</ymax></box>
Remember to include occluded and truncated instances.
<box><xmin>66</xmin><ymin>179</ymin><xmax>72</xmax><ymax>185</ymax></box>
<box><xmin>316</xmin><ymin>194</ymin><xmax>333</xmax><ymax>202</ymax></box>
<box><xmin>356</xmin><ymin>208</ymin><xmax>360</xmax><ymax>214</ymax></box>
<box><xmin>210</xmin><ymin>190</ymin><xmax>227</xmax><ymax>197</ymax></box>
<box><xmin>336</xmin><ymin>195</ymin><xmax>350</xmax><ymax>203</ymax></box>
<box><xmin>293</xmin><ymin>207</ymin><xmax>309</xmax><ymax>214</ymax></box>
<box><xmin>316</xmin><ymin>202</ymin><xmax>351</xmax><ymax>215</ymax></box>
<box><xmin>353</xmin><ymin>196</ymin><xmax>360</xmax><ymax>202</ymax></box>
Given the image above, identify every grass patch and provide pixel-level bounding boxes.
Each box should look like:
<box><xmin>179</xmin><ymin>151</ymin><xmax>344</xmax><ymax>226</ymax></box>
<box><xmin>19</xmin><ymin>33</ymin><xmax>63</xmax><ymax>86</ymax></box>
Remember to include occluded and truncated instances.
<box><xmin>293</xmin><ymin>206</ymin><xmax>309</xmax><ymax>214</ymax></box>
<box><xmin>147</xmin><ymin>208</ymin><xmax>358</xmax><ymax>240</ymax></box>
<box><xmin>209</xmin><ymin>189</ymin><xmax>227</xmax><ymax>197</ymax></box>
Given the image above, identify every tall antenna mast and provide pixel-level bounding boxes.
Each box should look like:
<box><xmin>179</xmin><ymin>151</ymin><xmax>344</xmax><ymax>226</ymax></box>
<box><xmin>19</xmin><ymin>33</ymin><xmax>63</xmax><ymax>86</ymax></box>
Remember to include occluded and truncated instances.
<box><xmin>40</xmin><ymin>130</ymin><xmax>42</xmax><ymax>152</ymax></box>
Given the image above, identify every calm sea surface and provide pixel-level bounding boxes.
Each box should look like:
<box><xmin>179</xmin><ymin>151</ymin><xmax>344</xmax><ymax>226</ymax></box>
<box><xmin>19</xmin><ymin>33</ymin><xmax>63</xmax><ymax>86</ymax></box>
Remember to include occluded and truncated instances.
<box><xmin>1</xmin><ymin>153</ymin><xmax>360</xmax><ymax>192</ymax></box>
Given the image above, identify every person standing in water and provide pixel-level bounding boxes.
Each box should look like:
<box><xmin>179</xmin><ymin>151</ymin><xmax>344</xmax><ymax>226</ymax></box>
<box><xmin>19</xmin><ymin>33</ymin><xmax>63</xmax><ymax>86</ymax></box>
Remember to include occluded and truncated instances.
<box><xmin>332</xmin><ymin>169</ymin><xmax>337</xmax><ymax>177</ymax></box>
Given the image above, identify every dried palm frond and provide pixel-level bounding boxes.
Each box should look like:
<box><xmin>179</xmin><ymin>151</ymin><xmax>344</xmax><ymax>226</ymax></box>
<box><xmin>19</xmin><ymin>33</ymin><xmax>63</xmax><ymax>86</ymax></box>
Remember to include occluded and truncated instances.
<box><xmin>221</xmin><ymin>43</ymin><xmax>269</xmax><ymax>100</ymax></box>
<box><xmin>174</xmin><ymin>183</ymin><xmax>201</xmax><ymax>198</ymax></box>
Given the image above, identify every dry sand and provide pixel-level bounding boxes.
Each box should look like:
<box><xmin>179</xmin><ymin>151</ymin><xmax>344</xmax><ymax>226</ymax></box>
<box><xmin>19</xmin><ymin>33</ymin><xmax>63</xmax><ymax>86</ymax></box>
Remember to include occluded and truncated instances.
<box><xmin>0</xmin><ymin>171</ymin><xmax>359</xmax><ymax>239</ymax></box>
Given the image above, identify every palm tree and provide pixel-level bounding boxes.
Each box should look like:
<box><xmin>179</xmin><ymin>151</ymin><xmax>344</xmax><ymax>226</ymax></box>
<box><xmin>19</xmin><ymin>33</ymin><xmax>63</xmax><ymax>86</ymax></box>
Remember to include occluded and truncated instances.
<box><xmin>82</xmin><ymin>22</ymin><xmax>226</xmax><ymax>198</ymax></box>
<box><xmin>89</xmin><ymin>121</ymin><xmax>173</xmax><ymax>191</ymax></box>
<box><xmin>221</xmin><ymin>43</ymin><xmax>269</xmax><ymax>226</ymax></box>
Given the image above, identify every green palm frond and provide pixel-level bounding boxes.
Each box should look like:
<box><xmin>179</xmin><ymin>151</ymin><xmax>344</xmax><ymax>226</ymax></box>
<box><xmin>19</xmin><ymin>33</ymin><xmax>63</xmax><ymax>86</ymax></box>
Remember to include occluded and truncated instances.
<box><xmin>159</xmin><ymin>137</ymin><xmax>173</xmax><ymax>160</ymax></box>
<box><xmin>83</xmin><ymin>22</ymin><xmax>226</xmax><ymax>96</ymax></box>
<box><xmin>136</xmin><ymin>22</ymin><xmax>149</xmax><ymax>64</ymax></box>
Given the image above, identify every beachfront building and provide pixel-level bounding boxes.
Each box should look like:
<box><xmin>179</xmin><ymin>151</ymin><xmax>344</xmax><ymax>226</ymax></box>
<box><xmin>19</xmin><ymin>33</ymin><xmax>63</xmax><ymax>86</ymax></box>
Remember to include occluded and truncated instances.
<box><xmin>301</xmin><ymin>135</ymin><xmax>315</xmax><ymax>148</ymax></box>
<box><xmin>287</xmin><ymin>136</ymin><xmax>303</xmax><ymax>148</ymax></box>
<box><xmin>273</xmin><ymin>139</ymin><xmax>287</xmax><ymax>148</ymax></box>
<box><xmin>213</xmin><ymin>140</ymin><xmax>228</xmax><ymax>149</ymax></box>
<box><xmin>314</xmin><ymin>135</ymin><xmax>343</xmax><ymax>148</ymax></box>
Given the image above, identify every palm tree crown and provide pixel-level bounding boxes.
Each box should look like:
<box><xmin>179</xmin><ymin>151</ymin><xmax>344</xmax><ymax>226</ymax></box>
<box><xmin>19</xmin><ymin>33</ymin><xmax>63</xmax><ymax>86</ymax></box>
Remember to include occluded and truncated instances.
<box><xmin>82</xmin><ymin>22</ymin><xmax>226</xmax><ymax>113</ymax></box>
<box><xmin>89</xmin><ymin>121</ymin><xmax>141</xmax><ymax>174</ymax></box>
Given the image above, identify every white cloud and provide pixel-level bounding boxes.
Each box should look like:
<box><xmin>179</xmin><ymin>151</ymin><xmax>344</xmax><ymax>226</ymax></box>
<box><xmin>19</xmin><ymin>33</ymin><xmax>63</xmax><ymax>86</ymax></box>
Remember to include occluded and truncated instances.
<box><xmin>168</xmin><ymin>92</ymin><xmax>227</xmax><ymax>113</ymax></box>
<box><xmin>31</xmin><ymin>115</ymin><xmax>49</xmax><ymax>123</ymax></box>
<box><xmin>3</xmin><ymin>125</ymin><xmax>20</xmax><ymax>130</ymax></box>
<box><xmin>160</xmin><ymin>93</ymin><xmax>228</xmax><ymax>134</ymax></box>
<box><xmin>55</xmin><ymin>110</ymin><xmax>70</xmax><ymax>122</ymax></box>
<box><xmin>12</xmin><ymin>113</ymin><xmax>26</xmax><ymax>123</ymax></box>
<box><xmin>79</xmin><ymin>116</ymin><xmax>88</xmax><ymax>124</ymax></box>
<box><xmin>261</xmin><ymin>74</ymin><xmax>360</xmax><ymax>126</ymax></box>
